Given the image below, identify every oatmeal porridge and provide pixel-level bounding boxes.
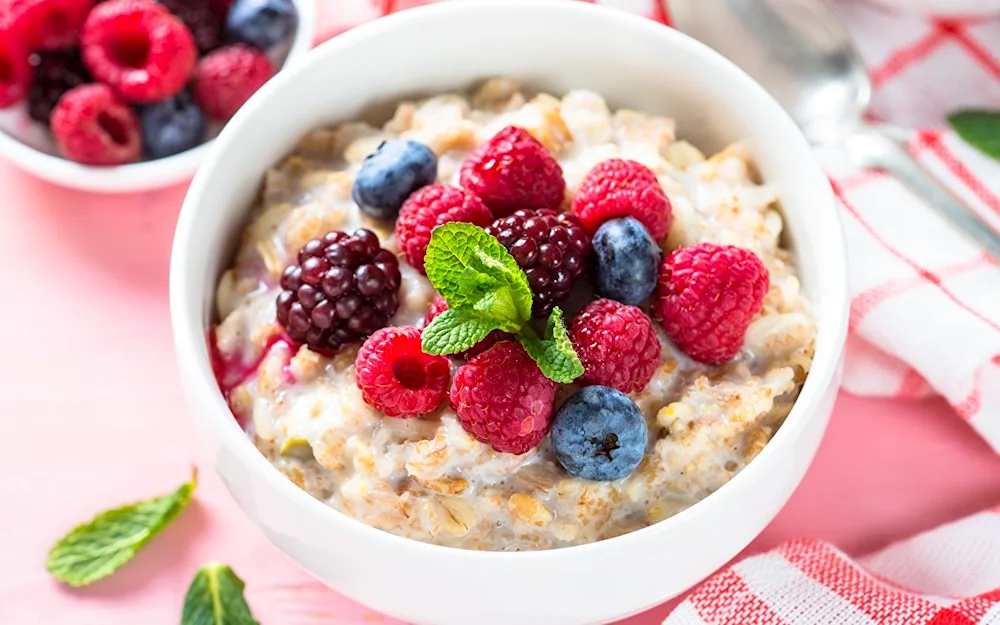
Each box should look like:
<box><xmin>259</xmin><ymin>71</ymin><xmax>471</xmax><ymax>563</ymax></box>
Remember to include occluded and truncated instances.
<box><xmin>211</xmin><ymin>78</ymin><xmax>816</xmax><ymax>551</ymax></box>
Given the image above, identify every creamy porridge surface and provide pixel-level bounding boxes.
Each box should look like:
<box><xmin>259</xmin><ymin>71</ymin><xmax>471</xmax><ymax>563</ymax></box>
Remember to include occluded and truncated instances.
<box><xmin>212</xmin><ymin>79</ymin><xmax>816</xmax><ymax>550</ymax></box>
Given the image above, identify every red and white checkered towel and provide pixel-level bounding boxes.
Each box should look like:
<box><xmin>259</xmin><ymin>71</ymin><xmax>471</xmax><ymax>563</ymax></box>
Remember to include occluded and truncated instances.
<box><xmin>316</xmin><ymin>2</ymin><xmax>1000</xmax><ymax>623</ymax></box>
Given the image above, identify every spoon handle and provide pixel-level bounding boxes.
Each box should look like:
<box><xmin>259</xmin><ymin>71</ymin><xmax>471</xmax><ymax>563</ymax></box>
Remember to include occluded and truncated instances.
<box><xmin>841</xmin><ymin>125</ymin><xmax>1000</xmax><ymax>261</ymax></box>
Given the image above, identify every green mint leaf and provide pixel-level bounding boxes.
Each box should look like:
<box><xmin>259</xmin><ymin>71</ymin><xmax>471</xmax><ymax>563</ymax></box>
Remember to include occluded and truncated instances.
<box><xmin>181</xmin><ymin>562</ymin><xmax>260</xmax><ymax>625</ymax></box>
<box><xmin>422</xmin><ymin>308</ymin><xmax>503</xmax><ymax>355</ymax></box>
<box><xmin>518</xmin><ymin>307</ymin><xmax>584</xmax><ymax>384</ymax></box>
<box><xmin>423</xmin><ymin>223</ymin><xmax>532</xmax><ymax>323</ymax></box>
<box><xmin>47</xmin><ymin>470</ymin><xmax>198</xmax><ymax>587</ymax></box>
<box><xmin>948</xmin><ymin>110</ymin><xmax>1000</xmax><ymax>161</ymax></box>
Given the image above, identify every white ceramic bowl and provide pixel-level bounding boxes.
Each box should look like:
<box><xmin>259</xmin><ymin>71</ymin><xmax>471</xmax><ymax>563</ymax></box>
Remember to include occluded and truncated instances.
<box><xmin>170</xmin><ymin>2</ymin><xmax>849</xmax><ymax>624</ymax></box>
<box><xmin>860</xmin><ymin>0</ymin><xmax>1000</xmax><ymax>16</ymax></box>
<box><xmin>0</xmin><ymin>0</ymin><xmax>315</xmax><ymax>194</ymax></box>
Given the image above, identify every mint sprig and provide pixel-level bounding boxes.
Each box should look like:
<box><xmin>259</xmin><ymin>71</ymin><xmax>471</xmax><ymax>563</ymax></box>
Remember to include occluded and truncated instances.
<box><xmin>422</xmin><ymin>222</ymin><xmax>583</xmax><ymax>383</ymax></box>
<box><xmin>47</xmin><ymin>470</ymin><xmax>198</xmax><ymax>587</ymax></box>
<box><xmin>948</xmin><ymin>109</ymin><xmax>1000</xmax><ymax>161</ymax></box>
<box><xmin>181</xmin><ymin>562</ymin><xmax>260</xmax><ymax>625</ymax></box>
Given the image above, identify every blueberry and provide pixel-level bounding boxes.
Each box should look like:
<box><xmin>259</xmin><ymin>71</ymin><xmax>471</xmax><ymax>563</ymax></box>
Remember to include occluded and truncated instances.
<box><xmin>593</xmin><ymin>217</ymin><xmax>661</xmax><ymax>306</ymax></box>
<box><xmin>551</xmin><ymin>386</ymin><xmax>647</xmax><ymax>481</ymax></box>
<box><xmin>138</xmin><ymin>92</ymin><xmax>207</xmax><ymax>159</ymax></box>
<box><xmin>352</xmin><ymin>140</ymin><xmax>438</xmax><ymax>220</ymax></box>
<box><xmin>225</xmin><ymin>0</ymin><xmax>298</xmax><ymax>51</ymax></box>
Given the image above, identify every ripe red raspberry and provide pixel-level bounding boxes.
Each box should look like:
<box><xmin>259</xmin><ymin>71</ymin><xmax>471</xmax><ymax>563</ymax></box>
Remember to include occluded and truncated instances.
<box><xmin>51</xmin><ymin>83</ymin><xmax>141</xmax><ymax>165</ymax></box>
<box><xmin>355</xmin><ymin>326</ymin><xmax>451</xmax><ymax>418</ymax></box>
<box><xmin>0</xmin><ymin>29</ymin><xmax>31</xmax><ymax>108</ymax></box>
<box><xmin>423</xmin><ymin>294</ymin><xmax>505</xmax><ymax>359</ymax></box>
<box><xmin>4</xmin><ymin>0</ymin><xmax>94</xmax><ymax>51</ymax></box>
<box><xmin>459</xmin><ymin>125</ymin><xmax>565</xmax><ymax>217</ymax></box>
<box><xmin>652</xmin><ymin>243</ymin><xmax>769</xmax><ymax>364</ymax></box>
<box><xmin>395</xmin><ymin>184</ymin><xmax>493</xmax><ymax>275</ymax></box>
<box><xmin>572</xmin><ymin>158</ymin><xmax>672</xmax><ymax>242</ymax></box>
<box><xmin>485</xmin><ymin>208</ymin><xmax>590</xmax><ymax>316</ymax></box>
<box><xmin>570</xmin><ymin>299</ymin><xmax>662</xmax><ymax>394</ymax></box>
<box><xmin>450</xmin><ymin>341</ymin><xmax>558</xmax><ymax>455</ymax></box>
<box><xmin>192</xmin><ymin>44</ymin><xmax>274</xmax><ymax>121</ymax></box>
<box><xmin>277</xmin><ymin>229</ymin><xmax>401</xmax><ymax>357</ymax></box>
<box><xmin>81</xmin><ymin>0</ymin><xmax>196</xmax><ymax>103</ymax></box>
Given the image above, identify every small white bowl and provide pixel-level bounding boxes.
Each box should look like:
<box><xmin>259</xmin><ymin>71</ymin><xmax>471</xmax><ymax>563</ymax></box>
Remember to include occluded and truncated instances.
<box><xmin>170</xmin><ymin>2</ymin><xmax>849</xmax><ymax>624</ymax></box>
<box><xmin>860</xmin><ymin>0</ymin><xmax>1000</xmax><ymax>16</ymax></box>
<box><xmin>0</xmin><ymin>0</ymin><xmax>315</xmax><ymax>193</ymax></box>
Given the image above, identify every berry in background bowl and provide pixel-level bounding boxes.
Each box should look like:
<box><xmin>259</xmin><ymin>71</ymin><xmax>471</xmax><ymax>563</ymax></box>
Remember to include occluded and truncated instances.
<box><xmin>0</xmin><ymin>0</ymin><xmax>313</xmax><ymax>192</ymax></box>
<box><xmin>170</xmin><ymin>3</ymin><xmax>849</xmax><ymax>624</ymax></box>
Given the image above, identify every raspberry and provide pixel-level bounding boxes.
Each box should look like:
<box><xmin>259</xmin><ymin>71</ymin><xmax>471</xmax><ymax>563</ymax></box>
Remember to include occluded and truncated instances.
<box><xmin>459</xmin><ymin>125</ymin><xmax>565</xmax><ymax>217</ymax></box>
<box><xmin>485</xmin><ymin>208</ymin><xmax>590</xmax><ymax>316</ymax></box>
<box><xmin>27</xmin><ymin>48</ymin><xmax>91</xmax><ymax>124</ymax></box>
<box><xmin>0</xmin><ymin>29</ymin><xmax>31</xmax><ymax>108</ymax></box>
<box><xmin>156</xmin><ymin>0</ymin><xmax>221</xmax><ymax>52</ymax></box>
<box><xmin>570</xmin><ymin>299</ymin><xmax>661</xmax><ymax>394</ymax></box>
<box><xmin>51</xmin><ymin>83</ymin><xmax>141</xmax><ymax>165</ymax></box>
<box><xmin>652</xmin><ymin>243</ymin><xmax>769</xmax><ymax>364</ymax></box>
<box><xmin>423</xmin><ymin>294</ymin><xmax>505</xmax><ymax>359</ymax></box>
<box><xmin>355</xmin><ymin>326</ymin><xmax>451</xmax><ymax>418</ymax></box>
<box><xmin>192</xmin><ymin>43</ymin><xmax>273</xmax><ymax>121</ymax></box>
<box><xmin>450</xmin><ymin>341</ymin><xmax>558</xmax><ymax>455</ymax></box>
<box><xmin>572</xmin><ymin>158</ymin><xmax>672</xmax><ymax>242</ymax></box>
<box><xmin>81</xmin><ymin>0</ymin><xmax>197</xmax><ymax>103</ymax></box>
<box><xmin>277</xmin><ymin>229</ymin><xmax>401</xmax><ymax>357</ymax></box>
<box><xmin>4</xmin><ymin>0</ymin><xmax>94</xmax><ymax>51</ymax></box>
<box><xmin>395</xmin><ymin>184</ymin><xmax>493</xmax><ymax>275</ymax></box>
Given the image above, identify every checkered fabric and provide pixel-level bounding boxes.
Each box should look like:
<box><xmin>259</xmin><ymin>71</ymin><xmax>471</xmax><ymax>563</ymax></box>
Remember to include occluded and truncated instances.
<box><xmin>313</xmin><ymin>3</ymin><xmax>1000</xmax><ymax>623</ymax></box>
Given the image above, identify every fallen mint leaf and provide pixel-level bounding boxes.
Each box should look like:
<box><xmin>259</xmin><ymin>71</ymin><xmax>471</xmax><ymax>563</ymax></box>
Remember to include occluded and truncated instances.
<box><xmin>47</xmin><ymin>470</ymin><xmax>198</xmax><ymax>587</ymax></box>
<box><xmin>518</xmin><ymin>307</ymin><xmax>583</xmax><ymax>384</ymax></box>
<box><xmin>181</xmin><ymin>562</ymin><xmax>260</xmax><ymax>625</ymax></box>
<box><xmin>422</xmin><ymin>308</ymin><xmax>504</xmax><ymax>355</ymax></box>
<box><xmin>948</xmin><ymin>110</ymin><xmax>1000</xmax><ymax>161</ymax></box>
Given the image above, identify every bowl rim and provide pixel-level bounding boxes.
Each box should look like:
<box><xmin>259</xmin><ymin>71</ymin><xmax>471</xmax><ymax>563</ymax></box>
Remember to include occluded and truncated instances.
<box><xmin>171</xmin><ymin>0</ymin><xmax>850</xmax><ymax>560</ymax></box>
<box><xmin>0</xmin><ymin>0</ymin><xmax>316</xmax><ymax>194</ymax></box>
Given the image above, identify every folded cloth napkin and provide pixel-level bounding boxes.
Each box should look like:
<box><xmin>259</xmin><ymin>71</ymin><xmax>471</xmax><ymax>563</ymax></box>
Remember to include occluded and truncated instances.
<box><xmin>317</xmin><ymin>1</ymin><xmax>1000</xmax><ymax>623</ymax></box>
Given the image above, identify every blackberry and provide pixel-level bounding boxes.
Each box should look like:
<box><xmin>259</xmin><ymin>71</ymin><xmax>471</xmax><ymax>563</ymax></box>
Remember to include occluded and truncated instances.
<box><xmin>156</xmin><ymin>0</ymin><xmax>223</xmax><ymax>52</ymax></box>
<box><xmin>27</xmin><ymin>49</ymin><xmax>92</xmax><ymax>125</ymax></box>
<box><xmin>486</xmin><ymin>208</ymin><xmax>590</xmax><ymax>316</ymax></box>
<box><xmin>276</xmin><ymin>229</ymin><xmax>401</xmax><ymax>357</ymax></box>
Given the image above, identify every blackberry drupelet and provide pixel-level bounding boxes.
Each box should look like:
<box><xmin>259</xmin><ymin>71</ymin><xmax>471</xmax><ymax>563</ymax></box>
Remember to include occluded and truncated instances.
<box><xmin>156</xmin><ymin>0</ymin><xmax>222</xmax><ymax>52</ymax></box>
<box><xmin>485</xmin><ymin>208</ymin><xmax>590</xmax><ymax>316</ymax></box>
<box><xmin>276</xmin><ymin>229</ymin><xmax>401</xmax><ymax>356</ymax></box>
<box><xmin>27</xmin><ymin>48</ymin><xmax>91</xmax><ymax>124</ymax></box>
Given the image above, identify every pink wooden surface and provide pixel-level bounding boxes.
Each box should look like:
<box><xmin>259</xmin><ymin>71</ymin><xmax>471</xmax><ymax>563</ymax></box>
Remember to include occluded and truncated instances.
<box><xmin>1</xmin><ymin>163</ymin><xmax>999</xmax><ymax>624</ymax></box>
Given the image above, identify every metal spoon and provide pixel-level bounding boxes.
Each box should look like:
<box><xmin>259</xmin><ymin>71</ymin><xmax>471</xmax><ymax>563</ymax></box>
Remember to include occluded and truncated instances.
<box><xmin>668</xmin><ymin>0</ymin><xmax>1000</xmax><ymax>259</ymax></box>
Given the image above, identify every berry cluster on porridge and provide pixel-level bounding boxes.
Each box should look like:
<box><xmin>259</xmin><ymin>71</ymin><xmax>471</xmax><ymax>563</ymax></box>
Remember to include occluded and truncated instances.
<box><xmin>212</xmin><ymin>79</ymin><xmax>816</xmax><ymax>550</ymax></box>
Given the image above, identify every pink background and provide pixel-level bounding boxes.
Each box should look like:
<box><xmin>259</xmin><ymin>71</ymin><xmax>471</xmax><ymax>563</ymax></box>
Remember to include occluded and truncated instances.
<box><xmin>2</xmin><ymin>168</ymin><xmax>1000</xmax><ymax>624</ymax></box>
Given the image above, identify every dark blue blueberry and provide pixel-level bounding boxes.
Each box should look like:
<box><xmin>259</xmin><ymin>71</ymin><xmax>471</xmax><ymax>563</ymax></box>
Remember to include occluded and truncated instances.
<box><xmin>352</xmin><ymin>140</ymin><xmax>438</xmax><ymax>220</ymax></box>
<box><xmin>225</xmin><ymin>0</ymin><xmax>298</xmax><ymax>51</ymax></box>
<box><xmin>551</xmin><ymin>386</ymin><xmax>647</xmax><ymax>481</ymax></box>
<box><xmin>592</xmin><ymin>216</ymin><xmax>661</xmax><ymax>306</ymax></box>
<box><xmin>138</xmin><ymin>93</ymin><xmax>207</xmax><ymax>159</ymax></box>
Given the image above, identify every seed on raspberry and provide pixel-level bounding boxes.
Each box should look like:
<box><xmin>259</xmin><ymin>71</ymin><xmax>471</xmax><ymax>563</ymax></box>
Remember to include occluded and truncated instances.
<box><xmin>572</xmin><ymin>158</ymin><xmax>672</xmax><ymax>242</ymax></box>
<box><xmin>51</xmin><ymin>83</ymin><xmax>141</xmax><ymax>165</ymax></box>
<box><xmin>156</xmin><ymin>0</ymin><xmax>222</xmax><ymax>52</ymax></box>
<box><xmin>459</xmin><ymin>125</ymin><xmax>565</xmax><ymax>217</ymax></box>
<box><xmin>27</xmin><ymin>48</ymin><xmax>91</xmax><ymax>124</ymax></box>
<box><xmin>0</xmin><ymin>29</ymin><xmax>31</xmax><ymax>108</ymax></box>
<box><xmin>276</xmin><ymin>228</ymin><xmax>401</xmax><ymax>357</ymax></box>
<box><xmin>423</xmin><ymin>294</ymin><xmax>506</xmax><ymax>359</ymax></box>
<box><xmin>570</xmin><ymin>299</ymin><xmax>661</xmax><ymax>394</ymax></box>
<box><xmin>652</xmin><ymin>243</ymin><xmax>769</xmax><ymax>364</ymax></box>
<box><xmin>450</xmin><ymin>341</ymin><xmax>558</xmax><ymax>455</ymax></box>
<box><xmin>396</xmin><ymin>184</ymin><xmax>493</xmax><ymax>275</ymax></box>
<box><xmin>5</xmin><ymin>0</ymin><xmax>95</xmax><ymax>51</ymax></box>
<box><xmin>192</xmin><ymin>43</ymin><xmax>274</xmax><ymax>121</ymax></box>
<box><xmin>485</xmin><ymin>208</ymin><xmax>590</xmax><ymax>316</ymax></box>
<box><xmin>81</xmin><ymin>0</ymin><xmax>197</xmax><ymax>103</ymax></box>
<box><xmin>355</xmin><ymin>326</ymin><xmax>450</xmax><ymax>418</ymax></box>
